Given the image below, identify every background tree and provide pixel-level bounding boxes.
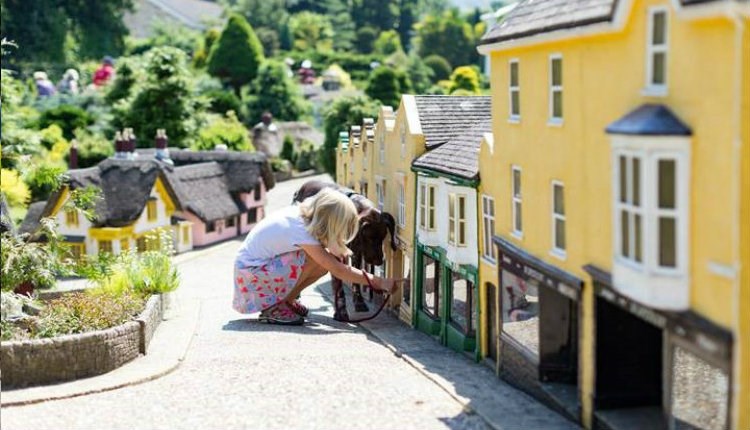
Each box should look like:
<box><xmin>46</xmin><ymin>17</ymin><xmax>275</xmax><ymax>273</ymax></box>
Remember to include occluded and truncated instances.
<box><xmin>365</xmin><ymin>66</ymin><xmax>403</xmax><ymax>109</ymax></box>
<box><xmin>65</xmin><ymin>0</ymin><xmax>133</xmax><ymax>60</ymax></box>
<box><xmin>355</xmin><ymin>27</ymin><xmax>378</xmax><ymax>54</ymax></box>
<box><xmin>397</xmin><ymin>0</ymin><xmax>417</xmax><ymax>52</ymax></box>
<box><xmin>193</xmin><ymin>28</ymin><xmax>221</xmax><ymax>69</ymax></box>
<box><xmin>224</xmin><ymin>0</ymin><xmax>288</xmax><ymax>35</ymax></box>
<box><xmin>0</xmin><ymin>0</ymin><xmax>70</xmax><ymax>65</ymax></box>
<box><xmin>423</xmin><ymin>54</ymin><xmax>452</xmax><ymax>81</ymax></box>
<box><xmin>117</xmin><ymin>47</ymin><xmax>201</xmax><ymax>148</ymax></box>
<box><xmin>415</xmin><ymin>10</ymin><xmax>479</xmax><ymax>68</ymax></box>
<box><xmin>351</xmin><ymin>0</ymin><xmax>398</xmax><ymax>31</ymax></box>
<box><xmin>374</xmin><ymin>30</ymin><xmax>403</xmax><ymax>56</ymax></box>
<box><xmin>288</xmin><ymin>12</ymin><xmax>334</xmax><ymax>52</ymax></box>
<box><xmin>207</xmin><ymin>14</ymin><xmax>265</xmax><ymax>94</ymax></box>
<box><xmin>321</xmin><ymin>95</ymin><xmax>379</xmax><ymax>176</ymax></box>
<box><xmin>244</xmin><ymin>60</ymin><xmax>308</xmax><ymax>123</ymax></box>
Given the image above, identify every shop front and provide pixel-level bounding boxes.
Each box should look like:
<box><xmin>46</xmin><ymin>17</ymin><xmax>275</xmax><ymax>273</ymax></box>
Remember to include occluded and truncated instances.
<box><xmin>494</xmin><ymin>237</ymin><xmax>582</xmax><ymax>420</ymax></box>
<box><xmin>414</xmin><ymin>242</ymin><xmax>478</xmax><ymax>356</ymax></box>
<box><xmin>584</xmin><ymin>265</ymin><xmax>733</xmax><ymax>430</ymax></box>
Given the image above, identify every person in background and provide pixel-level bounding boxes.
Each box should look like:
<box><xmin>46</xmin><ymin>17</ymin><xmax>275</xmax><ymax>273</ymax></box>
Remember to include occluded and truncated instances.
<box><xmin>57</xmin><ymin>69</ymin><xmax>80</xmax><ymax>95</ymax></box>
<box><xmin>33</xmin><ymin>71</ymin><xmax>57</xmax><ymax>97</ymax></box>
<box><xmin>92</xmin><ymin>56</ymin><xmax>115</xmax><ymax>88</ymax></box>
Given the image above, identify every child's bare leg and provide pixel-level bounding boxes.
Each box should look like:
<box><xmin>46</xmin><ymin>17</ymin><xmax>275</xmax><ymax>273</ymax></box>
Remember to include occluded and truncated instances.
<box><xmin>284</xmin><ymin>253</ymin><xmax>327</xmax><ymax>303</ymax></box>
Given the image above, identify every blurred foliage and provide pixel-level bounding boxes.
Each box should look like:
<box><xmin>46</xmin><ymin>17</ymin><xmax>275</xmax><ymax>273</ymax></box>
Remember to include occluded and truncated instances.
<box><xmin>289</xmin><ymin>12</ymin><xmax>334</xmax><ymax>53</ymax></box>
<box><xmin>423</xmin><ymin>54</ymin><xmax>452</xmax><ymax>81</ymax></box>
<box><xmin>69</xmin><ymin>129</ymin><xmax>114</xmax><ymax>168</ymax></box>
<box><xmin>415</xmin><ymin>9</ymin><xmax>483</xmax><ymax>69</ymax></box>
<box><xmin>321</xmin><ymin>95</ymin><xmax>379</xmax><ymax>176</ymax></box>
<box><xmin>355</xmin><ymin>26</ymin><xmax>378</xmax><ymax>55</ymax></box>
<box><xmin>207</xmin><ymin>14</ymin><xmax>265</xmax><ymax>94</ymax></box>
<box><xmin>244</xmin><ymin>60</ymin><xmax>309</xmax><ymax>123</ymax></box>
<box><xmin>366</xmin><ymin>66</ymin><xmax>410</xmax><ymax>108</ymax></box>
<box><xmin>0</xmin><ymin>169</ymin><xmax>30</xmax><ymax>208</ymax></box>
<box><xmin>193</xmin><ymin>28</ymin><xmax>221</xmax><ymax>69</ymax></box>
<box><xmin>194</xmin><ymin>111</ymin><xmax>253</xmax><ymax>151</ymax></box>
<box><xmin>37</xmin><ymin>105</ymin><xmax>93</xmax><ymax>140</ymax></box>
<box><xmin>449</xmin><ymin>65</ymin><xmax>481</xmax><ymax>94</ymax></box>
<box><xmin>373</xmin><ymin>30</ymin><xmax>403</xmax><ymax>56</ymax></box>
<box><xmin>204</xmin><ymin>89</ymin><xmax>242</xmax><ymax>116</ymax></box>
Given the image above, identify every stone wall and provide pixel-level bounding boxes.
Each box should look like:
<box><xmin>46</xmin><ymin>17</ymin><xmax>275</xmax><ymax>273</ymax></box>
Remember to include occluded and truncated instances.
<box><xmin>1</xmin><ymin>294</ymin><xmax>166</xmax><ymax>389</ymax></box>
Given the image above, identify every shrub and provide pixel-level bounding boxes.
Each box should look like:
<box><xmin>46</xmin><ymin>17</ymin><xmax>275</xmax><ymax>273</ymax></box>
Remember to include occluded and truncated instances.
<box><xmin>37</xmin><ymin>105</ymin><xmax>93</xmax><ymax>140</ymax></box>
<box><xmin>294</xmin><ymin>140</ymin><xmax>319</xmax><ymax>172</ymax></box>
<box><xmin>365</xmin><ymin>66</ymin><xmax>403</xmax><ymax>108</ymax></box>
<box><xmin>193</xmin><ymin>28</ymin><xmax>221</xmax><ymax>69</ymax></box>
<box><xmin>105</xmin><ymin>59</ymin><xmax>139</xmax><ymax>104</ymax></box>
<box><xmin>194</xmin><ymin>111</ymin><xmax>253</xmax><ymax>151</ymax></box>
<box><xmin>289</xmin><ymin>11</ymin><xmax>334</xmax><ymax>52</ymax></box>
<box><xmin>423</xmin><ymin>54</ymin><xmax>452</xmax><ymax>82</ymax></box>
<box><xmin>321</xmin><ymin>95</ymin><xmax>379</xmax><ymax>176</ymax></box>
<box><xmin>280</xmin><ymin>135</ymin><xmax>296</xmax><ymax>164</ymax></box>
<box><xmin>374</xmin><ymin>30</ymin><xmax>403</xmax><ymax>56</ymax></box>
<box><xmin>245</xmin><ymin>60</ymin><xmax>308</xmax><ymax>122</ymax></box>
<box><xmin>204</xmin><ymin>89</ymin><xmax>242</xmax><ymax>116</ymax></box>
<box><xmin>449</xmin><ymin>65</ymin><xmax>480</xmax><ymax>94</ymax></box>
<box><xmin>355</xmin><ymin>26</ymin><xmax>378</xmax><ymax>54</ymax></box>
<box><xmin>0</xmin><ymin>219</ymin><xmax>66</xmax><ymax>292</ymax></box>
<box><xmin>0</xmin><ymin>169</ymin><xmax>30</xmax><ymax>208</ymax></box>
<box><xmin>207</xmin><ymin>14</ymin><xmax>265</xmax><ymax>93</ymax></box>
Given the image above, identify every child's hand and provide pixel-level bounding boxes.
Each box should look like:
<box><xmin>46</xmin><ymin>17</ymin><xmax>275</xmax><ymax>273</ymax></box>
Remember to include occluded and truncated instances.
<box><xmin>380</xmin><ymin>278</ymin><xmax>407</xmax><ymax>294</ymax></box>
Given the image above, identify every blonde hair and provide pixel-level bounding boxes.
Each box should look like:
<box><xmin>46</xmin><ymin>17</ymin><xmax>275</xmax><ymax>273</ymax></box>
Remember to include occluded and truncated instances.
<box><xmin>299</xmin><ymin>188</ymin><xmax>359</xmax><ymax>257</ymax></box>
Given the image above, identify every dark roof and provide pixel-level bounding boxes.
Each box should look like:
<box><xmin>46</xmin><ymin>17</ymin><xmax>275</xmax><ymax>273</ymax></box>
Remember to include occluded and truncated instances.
<box><xmin>412</xmin><ymin>120</ymin><xmax>491</xmax><ymax>180</ymax></box>
<box><xmin>140</xmin><ymin>149</ymin><xmax>276</xmax><ymax>194</ymax></box>
<box><xmin>479</xmin><ymin>0</ymin><xmax>744</xmax><ymax>46</ymax></box>
<box><xmin>1</xmin><ymin>193</ymin><xmax>15</xmax><ymax>234</ymax></box>
<box><xmin>166</xmin><ymin>162</ymin><xmax>242</xmax><ymax>223</ymax></box>
<box><xmin>606</xmin><ymin>104</ymin><xmax>692</xmax><ymax>136</ymax></box>
<box><xmin>479</xmin><ymin>0</ymin><xmax>615</xmax><ymax>45</ymax></box>
<box><xmin>413</xmin><ymin>96</ymin><xmax>492</xmax><ymax>149</ymax></box>
<box><xmin>18</xmin><ymin>201</ymin><xmax>46</xmax><ymax>235</ymax></box>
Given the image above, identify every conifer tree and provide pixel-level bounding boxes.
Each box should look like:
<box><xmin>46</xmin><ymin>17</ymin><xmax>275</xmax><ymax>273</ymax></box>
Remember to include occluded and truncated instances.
<box><xmin>207</xmin><ymin>14</ymin><xmax>265</xmax><ymax>94</ymax></box>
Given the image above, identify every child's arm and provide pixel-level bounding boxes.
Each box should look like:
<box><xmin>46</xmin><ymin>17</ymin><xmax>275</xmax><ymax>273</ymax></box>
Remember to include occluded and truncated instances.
<box><xmin>299</xmin><ymin>244</ymin><xmax>402</xmax><ymax>293</ymax></box>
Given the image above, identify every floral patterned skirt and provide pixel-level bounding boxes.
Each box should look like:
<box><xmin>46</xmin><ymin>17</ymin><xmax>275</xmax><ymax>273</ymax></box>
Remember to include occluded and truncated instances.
<box><xmin>232</xmin><ymin>250</ymin><xmax>305</xmax><ymax>314</ymax></box>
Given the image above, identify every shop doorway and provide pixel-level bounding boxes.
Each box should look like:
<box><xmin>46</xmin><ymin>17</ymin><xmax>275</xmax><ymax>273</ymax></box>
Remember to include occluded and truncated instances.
<box><xmin>485</xmin><ymin>282</ymin><xmax>498</xmax><ymax>363</ymax></box>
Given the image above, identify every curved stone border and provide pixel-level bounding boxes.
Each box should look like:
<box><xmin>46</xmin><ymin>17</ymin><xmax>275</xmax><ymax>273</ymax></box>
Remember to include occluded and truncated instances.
<box><xmin>0</xmin><ymin>294</ymin><xmax>166</xmax><ymax>389</ymax></box>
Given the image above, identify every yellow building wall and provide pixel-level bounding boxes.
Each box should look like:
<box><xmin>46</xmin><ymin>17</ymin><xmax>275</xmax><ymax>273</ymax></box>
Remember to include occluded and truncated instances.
<box><xmin>483</xmin><ymin>1</ymin><xmax>748</xmax><ymax>427</ymax></box>
<box><xmin>477</xmin><ymin>136</ymin><xmax>500</xmax><ymax>360</ymax></box>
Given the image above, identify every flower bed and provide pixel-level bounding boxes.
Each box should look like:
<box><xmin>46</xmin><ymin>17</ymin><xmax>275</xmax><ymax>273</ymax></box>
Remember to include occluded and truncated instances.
<box><xmin>0</xmin><ymin>294</ymin><xmax>166</xmax><ymax>389</ymax></box>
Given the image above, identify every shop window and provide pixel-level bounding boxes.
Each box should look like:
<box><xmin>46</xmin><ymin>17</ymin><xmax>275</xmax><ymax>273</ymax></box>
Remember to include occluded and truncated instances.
<box><xmin>99</xmin><ymin>240</ymin><xmax>113</xmax><ymax>254</ymax></box>
<box><xmin>549</xmin><ymin>55</ymin><xmax>563</xmax><ymax>122</ymax></box>
<box><xmin>501</xmin><ymin>271</ymin><xmax>539</xmax><ymax>357</ymax></box>
<box><xmin>551</xmin><ymin>182</ymin><xmax>566</xmax><ymax>255</ymax></box>
<box><xmin>482</xmin><ymin>195</ymin><xmax>496</xmax><ymax>261</ymax></box>
<box><xmin>646</xmin><ymin>7</ymin><xmax>668</xmax><ymax>94</ymax></box>
<box><xmin>206</xmin><ymin>221</ymin><xmax>216</xmax><ymax>233</ymax></box>
<box><xmin>421</xmin><ymin>254</ymin><xmax>440</xmax><ymax>319</ymax></box>
<box><xmin>65</xmin><ymin>209</ymin><xmax>79</xmax><ymax>227</ymax></box>
<box><xmin>670</xmin><ymin>346</ymin><xmax>729</xmax><ymax>430</ymax></box>
<box><xmin>226</xmin><ymin>216</ymin><xmax>236</xmax><ymax>228</ymax></box>
<box><xmin>136</xmin><ymin>236</ymin><xmax>147</xmax><ymax>253</ymax></box>
<box><xmin>120</xmin><ymin>238</ymin><xmax>129</xmax><ymax>252</ymax></box>
<box><xmin>182</xmin><ymin>226</ymin><xmax>190</xmax><ymax>244</ymax></box>
<box><xmin>67</xmin><ymin>243</ymin><xmax>85</xmax><ymax>260</ymax></box>
<box><xmin>512</xmin><ymin>166</ymin><xmax>522</xmax><ymax>236</ymax></box>
<box><xmin>509</xmin><ymin>59</ymin><xmax>520</xmax><ymax>120</ymax></box>
<box><xmin>450</xmin><ymin>271</ymin><xmax>476</xmax><ymax>335</ymax></box>
<box><xmin>247</xmin><ymin>208</ymin><xmax>257</xmax><ymax>224</ymax></box>
<box><xmin>146</xmin><ymin>199</ymin><xmax>157</xmax><ymax>222</ymax></box>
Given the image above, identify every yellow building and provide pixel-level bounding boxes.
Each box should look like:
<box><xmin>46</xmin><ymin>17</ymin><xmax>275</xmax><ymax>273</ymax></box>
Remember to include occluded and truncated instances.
<box><xmin>336</xmin><ymin>131</ymin><xmax>349</xmax><ymax>186</ymax></box>
<box><xmin>477</xmin><ymin>0</ymin><xmax>749</xmax><ymax>428</ymax></box>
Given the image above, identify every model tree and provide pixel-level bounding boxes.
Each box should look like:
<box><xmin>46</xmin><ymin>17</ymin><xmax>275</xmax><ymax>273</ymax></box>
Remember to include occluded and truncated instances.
<box><xmin>245</xmin><ymin>60</ymin><xmax>309</xmax><ymax>123</ymax></box>
<box><xmin>207</xmin><ymin>14</ymin><xmax>265</xmax><ymax>94</ymax></box>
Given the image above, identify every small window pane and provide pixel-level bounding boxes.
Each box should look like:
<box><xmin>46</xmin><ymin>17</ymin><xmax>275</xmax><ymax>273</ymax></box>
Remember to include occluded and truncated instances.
<box><xmin>555</xmin><ymin>218</ymin><xmax>566</xmax><ymax>250</ymax></box>
<box><xmin>510</xmin><ymin>62</ymin><xmax>518</xmax><ymax>86</ymax></box>
<box><xmin>552</xmin><ymin>91</ymin><xmax>563</xmax><ymax>118</ymax></box>
<box><xmin>652</xmin><ymin>12</ymin><xmax>666</xmax><ymax>45</ymax></box>
<box><xmin>659</xmin><ymin>159</ymin><xmax>676</xmax><ymax>209</ymax></box>
<box><xmin>633</xmin><ymin>157</ymin><xmax>641</xmax><ymax>206</ymax></box>
<box><xmin>459</xmin><ymin>221</ymin><xmax>466</xmax><ymax>244</ymax></box>
<box><xmin>659</xmin><ymin>216</ymin><xmax>677</xmax><ymax>267</ymax></box>
<box><xmin>635</xmin><ymin>214</ymin><xmax>642</xmax><ymax>263</ymax></box>
<box><xmin>513</xmin><ymin>170</ymin><xmax>521</xmax><ymax>197</ymax></box>
<box><xmin>514</xmin><ymin>202</ymin><xmax>522</xmax><ymax>232</ymax></box>
<box><xmin>619</xmin><ymin>156</ymin><xmax>627</xmax><ymax>203</ymax></box>
<box><xmin>458</xmin><ymin>197</ymin><xmax>465</xmax><ymax>219</ymax></box>
<box><xmin>511</xmin><ymin>91</ymin><xmax>520</xmax><ymax>116</ymax></box>
<box><xmin>553</xmin><ymin>184</ymin><xmax>564</xmax><ymax>215</ymax></box>
<box><xmin>551</xmin><ymin>58</ymin><xmax>562</xmax><ymax>86</ymax></box>
<box><xmin>652</xmin><ymin>52</ymin><xmax>666</xmax><ymax>85</ymax></box>
<box><xmin>449</xmin><ymin>194</ymin><xmax>455</xmax><ymax>218</ymax></box>
<box><xmin>450</xmin><ymin>272</ymin><xmax>472</xmax><ymax>333</ymax></box>
<box><xmin>422</xmin><ymin>255</ymin><xmax>440</xmax><ymax>318</ymax></box>
<box><xmin>489</xmin><ymin>199</ymin><xmax>495</xmax><ymax>216</ymax></box>
<box><xmin>621</xmin><ymin>210</ymin><xmax>630</xmax><ymax>258</ymax></box>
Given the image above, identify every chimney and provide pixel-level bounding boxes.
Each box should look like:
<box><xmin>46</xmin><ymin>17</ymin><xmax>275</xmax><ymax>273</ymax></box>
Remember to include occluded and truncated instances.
<box><xmin>126</xmin><ymin>128</ymin><xmax>138</xmax><ymax>160</ymax></box>
<box><xmin>68</xmin><ymin>139</ymin><xmax>78</xmax><ymax>169</ymax></box>
<box><xmin>114</xmin><ymin>130</ymin><xmax>126</xmax><ymax>159</ymax></box>
<box><xmin>154</xmin><ymin>129</ymin><xmax>173</xmax><ymax>165</ymax></box>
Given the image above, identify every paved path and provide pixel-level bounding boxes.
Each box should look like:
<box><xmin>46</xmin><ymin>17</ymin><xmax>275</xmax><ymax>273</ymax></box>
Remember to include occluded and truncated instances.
<box><xmin>0</xmin><ymin>174</ymin><xmax>578</xmax><ymax>430</ymax></box>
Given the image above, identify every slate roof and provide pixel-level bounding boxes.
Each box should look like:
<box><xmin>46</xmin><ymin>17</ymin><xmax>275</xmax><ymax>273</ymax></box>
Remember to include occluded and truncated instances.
<box><xmin>413</xmin><ymin>96</ymin><xmax>492</xmax><ymax>149</ymax></box>
<box><xmin>606</xmin><ymin>104</ymin><xmax>692</xmax><ymax>136</ymax></box>
<box><xmin>18</xmin><ymin>201</ymin><xmax>46</xmax><ymax>235</ymax></box>
<box><xmin>479</xmin><ymin>0</ymin><xmax>744</xmax><ymax>46</ymax></box>
<box><xmin>166</xmin><ymin>162</ymin><xmax>241</xmax><ymax>223</ymax></box>
<box><xmin>412</xmin><ymin>120</ymin><xmax>492</xmax><ymax>180</ymax></box>
<box><xmin>145</xmin><ymin>149</ymin><xmax>275</xmax><ymax>195</ymax></box>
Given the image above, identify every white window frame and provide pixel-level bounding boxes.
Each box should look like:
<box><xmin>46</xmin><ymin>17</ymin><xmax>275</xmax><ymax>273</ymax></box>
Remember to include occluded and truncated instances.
<box><xmin>419</xmin><ymin>183</ymin><xmax>426</xmax><ymax>229</ymax></box>
<box><xmin>615</xmin><ymin>152</ymin><xmax>645</xmax><ymax>267</ymax></box>
<box><xmin>548</xmin><ymin>54</ymin><xmax>563</xmax><ymax>124</ymax></box>
<box><xmin>447</xmin><ymin>193</ymin><xmax>467</xmax><ymax>247</ymax></box>
<box><xmin>551</xmin><ymin>181</ymin><xmax>566</xmax><ymax>259</ymax></box>
<box><xmin>611</xmin><ymin>136</ymin><xmax>690</xmax><ymax>310</ymax></box>
<box><xmin>379</xmin><ymin>133</ymin><xmax>385</xmax><ymax>164</ymax></box>
<box><xmin>481</xmin><ymin>194</ymin><xmax>496</xmax><ymax>262</ymax></box>
<box><xmin>398</xmin><ymin>182</ymin><xmax>406</xmax><ymax>228</ymax></box>
<box><xmin>508</xmin><ymin>59</ymin><xmax>520</xmax><ymax>122</ymax></box>
<box><xmin>511</xmin><ymin>166</ymin><xmax>523</xmax><ymax>238</ymax></box>
<box><xmin>423</xmin><ymin>184</ymin><xmax>436</xmax><ymax>231</ymax></box>
<box><xmin>644</xmin><ymin>6</ymin><xmax>669</xmax><ymax>96</ymax></box>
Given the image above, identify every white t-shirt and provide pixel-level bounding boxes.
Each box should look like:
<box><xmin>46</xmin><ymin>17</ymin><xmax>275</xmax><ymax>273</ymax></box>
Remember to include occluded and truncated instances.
<box><xmin>235</xmin><ymin>205</ymin><xmax>320</xmax><ymax>267</ymax></box>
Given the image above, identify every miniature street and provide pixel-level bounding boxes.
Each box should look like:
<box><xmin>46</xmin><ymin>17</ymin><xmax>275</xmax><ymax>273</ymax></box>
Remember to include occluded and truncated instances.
<box><xmin>0</xmin><ymin>175</ymin><xmax>578</xmax><ymax>430</ymax></box>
